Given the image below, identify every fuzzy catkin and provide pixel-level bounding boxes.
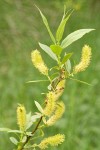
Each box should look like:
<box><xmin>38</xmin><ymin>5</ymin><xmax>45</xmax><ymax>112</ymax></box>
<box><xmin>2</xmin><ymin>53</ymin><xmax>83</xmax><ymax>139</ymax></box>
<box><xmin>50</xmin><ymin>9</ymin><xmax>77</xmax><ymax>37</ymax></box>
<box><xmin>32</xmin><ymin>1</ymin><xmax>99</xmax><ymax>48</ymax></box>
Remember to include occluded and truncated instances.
<box><xmin>55</xmin><ymin>79</ymin><xmax>65</xmax><ymax>100</ymax></box>
<box><xmin>17</xmin><ymin>105</ymin><xmax>26</xmax><ymax>131</ymax></box>
<box><xmin>74</xmin><ymin>45</ymin><xmax>92</xmax><ymax>74</ymax></box>
<box><xmin>44</xmin><ymin>92</ymin><xmax>56</xmax><ymax>117</ymax></box>
<box><xmin>38</xmin><ymin>134</ymin><xmax>65</xmax><ymax>149</ymax></box>
<box><xmin>46</xmin><ymin>101</ymin><xmax>65</xmax><ymax>126</ymax></box>
<box><xmin>31</xmin><ymin>50</ymin><xmax>48</xmax><ymax>75</ymax></box>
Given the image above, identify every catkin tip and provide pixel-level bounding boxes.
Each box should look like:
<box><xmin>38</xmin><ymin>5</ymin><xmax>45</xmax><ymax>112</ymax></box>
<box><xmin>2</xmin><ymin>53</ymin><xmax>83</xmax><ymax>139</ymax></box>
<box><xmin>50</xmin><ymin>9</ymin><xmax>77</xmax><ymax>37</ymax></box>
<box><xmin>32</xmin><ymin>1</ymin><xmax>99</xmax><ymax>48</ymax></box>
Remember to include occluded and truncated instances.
<box><xmin>73</xmin><ymin>45</ymin><xmax>92</xmax><ymax>74</ymax></box>
<box><xmin>31</xmin><ymin>50</ymin><xmax>48</xmax><ymax>75</ymax></box>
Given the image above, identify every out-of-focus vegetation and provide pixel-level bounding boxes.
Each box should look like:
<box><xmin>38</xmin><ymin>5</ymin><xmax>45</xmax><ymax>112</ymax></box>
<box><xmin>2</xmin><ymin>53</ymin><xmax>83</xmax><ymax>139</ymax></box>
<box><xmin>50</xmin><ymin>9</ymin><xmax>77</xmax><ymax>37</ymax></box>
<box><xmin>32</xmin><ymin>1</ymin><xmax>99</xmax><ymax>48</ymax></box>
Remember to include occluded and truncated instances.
<box><xmin>0</xmin><ymin>0</ymin><xmax>100</xmax><ymax>149</ymax></box>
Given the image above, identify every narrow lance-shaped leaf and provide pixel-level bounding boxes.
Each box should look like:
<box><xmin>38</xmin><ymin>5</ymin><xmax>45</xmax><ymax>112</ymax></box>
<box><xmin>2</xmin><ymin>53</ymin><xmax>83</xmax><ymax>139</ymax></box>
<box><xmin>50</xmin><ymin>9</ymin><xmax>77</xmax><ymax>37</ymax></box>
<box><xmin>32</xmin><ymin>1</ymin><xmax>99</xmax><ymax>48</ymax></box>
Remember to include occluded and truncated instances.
<box><xmin>36</xmin><ymin>5</ymin><xmax>56</xmax><ymax>44</ymax></box>
<box><xmin>69</xmin><ymin>77</ymin><xmax>91</xmax><ymax>86</ymax></box>
<box><xmin>61</xmin><ymin>29</ymin><xmax>95</xmax><ymax>49</ymax></box>
<box><xmin>56</xmin><ymin>10</ymin><xmax>73</xmax><ymax>43</ymax></box>
<box><xmin>9</xmin><ymin>137</ymin><xmax>18</xmax><ymax>145</ymax></box>
<box><xmin>35</xmin><ymin>101</ymin><xmax>44</xmax><ymax>114</ymax></box>
<box><xmin>50</xmin><ymin>45</ymin><xmax>62</xmax><ymax>56</ymax></box>
<box><xmin>39</xmin><ymin>43</ymin><xmax>58</xmax><ymax>61</ymax></box>
<box><xmin>61</xmin><ymin>53</ymin><xmax>73</xmax><ymax>65</ymax></box>
<box><xmin>26</xmin><ymin>80</ymin><xmax>49</xmax><ymax>83</ymax></box>
<box><xmin>65</xmin><ymin>59</ymin><xmax>71</xmax><ymax>73</ymax></box>
<box><xmin>0</xmin><ymin>128</ymin><xmax>11</xmax><ymax>132</ymax></box>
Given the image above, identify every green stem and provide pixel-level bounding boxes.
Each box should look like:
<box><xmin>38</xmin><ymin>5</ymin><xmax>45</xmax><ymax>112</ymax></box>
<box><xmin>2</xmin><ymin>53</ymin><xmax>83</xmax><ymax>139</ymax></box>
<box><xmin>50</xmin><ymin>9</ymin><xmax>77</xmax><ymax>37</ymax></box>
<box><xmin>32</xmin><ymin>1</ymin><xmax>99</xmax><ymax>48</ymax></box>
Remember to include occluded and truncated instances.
<box><xmin>17</xmin><ymin>116</ymin><xmax>43</xmax><ymax>150</ymax></box>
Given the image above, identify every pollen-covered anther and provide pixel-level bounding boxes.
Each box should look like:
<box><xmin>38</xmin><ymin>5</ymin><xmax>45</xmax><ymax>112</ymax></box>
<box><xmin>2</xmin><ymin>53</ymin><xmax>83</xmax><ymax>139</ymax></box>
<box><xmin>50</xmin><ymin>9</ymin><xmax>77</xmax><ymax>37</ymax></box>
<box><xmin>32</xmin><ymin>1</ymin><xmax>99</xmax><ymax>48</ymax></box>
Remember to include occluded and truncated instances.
<box><xmin>74</xmin><ymin>45</ymin><xmax>92</xmax><ymax>74</ymax></box>
<box><xmin>17</xmin><ymin>104</ymin><xmax>26</xmax><ymax>131</ymax></box>
<box><xmin>38</xmin><ymin>134</ymin><xmax>65</xmax><ymax>149</ymax></box>
<box><xmin>31</xmin><ymin>50</ymin><xmax>48</xmax><ymax>75</ymax></box>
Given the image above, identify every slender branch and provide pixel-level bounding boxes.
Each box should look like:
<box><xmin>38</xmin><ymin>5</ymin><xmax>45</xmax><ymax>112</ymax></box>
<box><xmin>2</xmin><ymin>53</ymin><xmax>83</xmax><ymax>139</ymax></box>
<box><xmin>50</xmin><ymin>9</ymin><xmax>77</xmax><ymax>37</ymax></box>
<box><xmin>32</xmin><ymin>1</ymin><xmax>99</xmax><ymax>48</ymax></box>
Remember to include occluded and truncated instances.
<box><xmin>17</xmin><ymin>69</ymin><xmax>65</xmax><ymax>150</ymax></box>
<box><xmin>18</xmin><ymin>116</ymin><xmax>43</xmax><ymax>150</ymax></box>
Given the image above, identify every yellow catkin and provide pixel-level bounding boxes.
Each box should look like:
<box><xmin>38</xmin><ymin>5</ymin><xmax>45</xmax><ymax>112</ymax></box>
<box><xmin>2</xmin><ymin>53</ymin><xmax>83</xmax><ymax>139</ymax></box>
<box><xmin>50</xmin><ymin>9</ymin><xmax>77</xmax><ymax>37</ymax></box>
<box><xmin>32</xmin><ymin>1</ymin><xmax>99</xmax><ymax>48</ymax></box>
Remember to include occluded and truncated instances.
<box><xmin>55</xmin><ymin>80</ymin><xmax>65</xmax><ymax>100</ymax></box>
<box><xmin>31</xmin><ymin>50</ymin><xmax>48</xmax><ymax>75</ymax></box>
<box><xmin>38</xmin><ymin>134</ymin><xmax>65</xmax><ymax>149</ymax></box>
<box><xmin>74</xmin><ymin>45</ymin><xmax>92</xmax><ymax>74</ymax></box>
<box><xmin>46</xmin><ymin>101</ymin><xmax>65</xmax><ymax>126</ymax></box>
<box><xmin>17</xmin><ymin>104</ymin><xmax>26</xmax><ymax>131</ymax></box>
<box><xmin>44</xmin><ymin>92</ymin><xmax>56</xmax><ymax>117</ymax></box>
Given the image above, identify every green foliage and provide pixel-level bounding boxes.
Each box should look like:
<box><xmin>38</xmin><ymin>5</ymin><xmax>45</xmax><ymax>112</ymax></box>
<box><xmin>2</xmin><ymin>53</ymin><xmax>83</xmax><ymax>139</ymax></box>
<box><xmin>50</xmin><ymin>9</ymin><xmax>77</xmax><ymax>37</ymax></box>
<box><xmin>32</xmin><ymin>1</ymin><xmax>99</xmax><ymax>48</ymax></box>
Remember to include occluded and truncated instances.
<box><xmin>36</xmin><ymin>5</ymin><xmax>56</xmax><ymax>44</ymax></box>
<box><xmin>39</xmin><ymin>43</ymin><xmax>58</xmax><ymax>61</ymax></box>
<box><xmin>0</xmin><ymin>4</ymin><xmax>96</xmax><ymax>150</ymax></box>
<box><xmin>56</xmin><ymin>9</ymin><xmax>73</xmax><ymax>43</ymax></box>
<box><xmin>61</xmin><ymin>29</ymin><xmax>95</xmax><ymax>49</ymax></box>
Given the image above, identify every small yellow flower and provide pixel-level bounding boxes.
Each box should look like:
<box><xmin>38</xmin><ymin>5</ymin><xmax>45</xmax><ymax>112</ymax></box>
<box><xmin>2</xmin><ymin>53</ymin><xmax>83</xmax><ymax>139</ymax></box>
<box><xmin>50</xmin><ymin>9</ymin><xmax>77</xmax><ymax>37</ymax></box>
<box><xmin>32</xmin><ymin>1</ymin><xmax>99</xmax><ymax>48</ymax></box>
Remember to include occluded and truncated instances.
<box><xmin>31</xmin><ymin>50</ymin><xmax>48</xmax><ymax>75</ymax></box>
<box><xmin>44</xmin><ymin>92</ymin><xmax>56</xmax><ymax>117</ymax></box>
<box><xmin>46</xmin><ymin>101</ymin><xmax>65</xmax><ymax>126</ymax></box>
<box><xmin>38</xmin><ymin>134</ymin><xmax>65</xmax><ymax>149</ymax></box>
<box><xmin>17</xmin><ymin>104</ymin><xmax>26</xmax><ymax>131</ymax></box>
<box><xmin>74</xmin><ymin>45</ymin><xmax>92</xmax><ymax>74</ymax></box>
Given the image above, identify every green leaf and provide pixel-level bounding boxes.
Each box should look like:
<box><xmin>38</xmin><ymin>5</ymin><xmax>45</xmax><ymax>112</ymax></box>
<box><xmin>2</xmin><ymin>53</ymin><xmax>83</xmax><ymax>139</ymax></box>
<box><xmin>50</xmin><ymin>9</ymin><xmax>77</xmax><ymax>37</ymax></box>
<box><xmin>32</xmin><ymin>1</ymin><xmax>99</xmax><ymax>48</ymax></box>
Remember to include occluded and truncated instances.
<box><xmin>39</xmin><ymin>43</ymin><xmax>58</xmax><ymax>61</ymax></box>
<box><xmin>61</xmin><ymin>29</ymin><xmax>95</xmax><ymax>49</ymax></box>
<box><xmin>47</xmin><ymin>84</ymin><xmax>52</xmax><ymax>90</ymax></box>
<box><xmin>22</xmin><ymin>136</ymin><xmax>27</xmax><ymax>143</ymax></box>
<box><xmin>31</xmin><ymin>114</ymin><xmax>41</xmax><ymax>122</ymax></box>
<box><xmin>36</xmin><ymin>6</ymin><xmax>56</xmax><ymax>43</ymax></box>
<box><xmin>56</xmin><ymin>11</ymin><xmax>72</xmax><ymax>43</ymax></box>
<box><xmin>26</xmin><ymin>113</ymin><xmax>41</xmax><ymax>130</ymax></box>
<box><xmin>50</xmin><ymin>72</ymin><xmax>59</xmax><ymax>80</ymax></box>
<box><xmin>65</xmin><ymin>59</ymin><xmax>71</xmax><ymax>73</ymax></box>
<box><xmin>35</xmin><ymin>101</ymin><xmax>44</xmax><ymax>114</ymax></box>
<box><xmin>62</xmin><ymin>53</ymin><xmax>73</xmax><ymax>64</ymax></box>
<box><xmin>50</xmin><ymin>66</ymin><xmax>59</xmax><ymax>71</ymax></box>
<box><xmin>26</xmin><ymin>132</ymin><xmax>33</xmax><ymax>136</ymax></box>
<box><xmin>9</xmin><ymin>137</ymin><xmax>18</xmax><ymax>145</ymax></box>
<box><xmin>50</xmin><ymin>45</ymin><xmax>62</xmax><ymax>56</ymax></box>
<box><xmin>25</xmin><ymin>112</ymin><xmax>32</xmax><ymax>130</ymax></box>
<box><xmin>26</xmin><ymin>80</ymin><xmax>48</xmax><ymax>83</ymax></box>
<box><xmin>8</xmin><ymin>130</ymin><xmax>22</xmax><ymax>133</ymax></box>
<box><xmin>69</xmin><ymin>77</ymin><xmax>92</xmax><ymax>86</ymax></box>
<box><xmin>0</xmin><ymin>128</ymin><xmax>10</xmax><ymax>132</ymax></box>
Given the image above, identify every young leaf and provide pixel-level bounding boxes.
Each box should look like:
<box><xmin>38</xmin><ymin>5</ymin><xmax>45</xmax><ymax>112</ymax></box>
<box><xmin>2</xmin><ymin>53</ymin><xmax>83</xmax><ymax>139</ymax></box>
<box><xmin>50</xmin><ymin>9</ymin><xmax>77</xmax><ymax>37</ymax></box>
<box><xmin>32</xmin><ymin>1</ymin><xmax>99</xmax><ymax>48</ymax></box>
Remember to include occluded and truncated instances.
<box><xmin>61</xmin><ymin>53</ymin><xmax>73</xmax><ymax>64</ymax></box>
<box><xmin>69</xmin><ymin>77</ymin><xmax>91</xmax><ymax>86</ymax></box>
<box><xmin>61</xmin><ymin>29</ymin><xmax>95</xmax><ymax>49</ymax></box>
<box><xmin>35</xmin><ymin>101</ymin><xmax>44</xmax><ymax>114</ymax></box>
<box><xmin>50</xmin><ymin>45</ymin><xmax>62</xmax><ymax>56</ymax></box>
<box><xmin>8</xmin><ymin>130</ymin><xmax>22</xmax><ymax>133</ymax></box>
<box><xmin>39</xmin><ymin>43</ymin><xmax>58</xmax><ymax>61</ymax></box>
<box><xmin>0</xmin><ymin>128</ymin><xmax>10</xmax><ymax>132</ymax></box>
<box><xmin>56</xmin><ymin>11</ymin><xmax>72</xmax><ymax>43</ymax></box>
<box><xmin>9</xmin><ymin>137</ymin><xmax>18</xmax><ymax>145</ymax></box>
<box><xmin>26</xmin><ymin>80</ymin><xmax>48</xmax><ymax>83</ymax></box>
<box><xmin>65</xmin><ymin>59</ymin><xmax>71</xmax><ymax>73</ymax></box>
<box><xmin>26</xmin><ymin>113</ymin><xmax>42</xmax><ymax>130</ymax></box>
<box><xmin>22</xmin><ymin>136</ymin><xmax>27</xmax><ymax>143</ymax></box>
<box><xmin>36</xmin><ymin>6</ymin><xmax>56</xmax><ymax>43</ymax></box>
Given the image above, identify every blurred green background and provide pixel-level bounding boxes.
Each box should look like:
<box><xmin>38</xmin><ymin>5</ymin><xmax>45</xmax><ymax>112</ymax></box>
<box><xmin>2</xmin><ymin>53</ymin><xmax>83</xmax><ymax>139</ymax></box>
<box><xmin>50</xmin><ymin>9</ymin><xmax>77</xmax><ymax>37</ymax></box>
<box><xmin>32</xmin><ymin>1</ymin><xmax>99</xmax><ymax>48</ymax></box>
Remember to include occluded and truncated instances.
<box><xmin>0</xmin><ymin>0</ymin><xmax>100</xmax><ymax>149</ymax></box>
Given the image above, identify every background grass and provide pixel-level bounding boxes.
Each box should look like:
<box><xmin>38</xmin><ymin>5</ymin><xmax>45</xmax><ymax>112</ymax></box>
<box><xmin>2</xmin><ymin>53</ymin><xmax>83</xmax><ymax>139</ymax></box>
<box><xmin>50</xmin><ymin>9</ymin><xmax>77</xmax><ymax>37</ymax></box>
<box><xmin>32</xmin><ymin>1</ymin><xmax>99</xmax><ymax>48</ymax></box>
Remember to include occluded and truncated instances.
<box><xmin>0</xmin><ymin>0</ymin><xmax>100</xmax><ymax>150</ymax></box>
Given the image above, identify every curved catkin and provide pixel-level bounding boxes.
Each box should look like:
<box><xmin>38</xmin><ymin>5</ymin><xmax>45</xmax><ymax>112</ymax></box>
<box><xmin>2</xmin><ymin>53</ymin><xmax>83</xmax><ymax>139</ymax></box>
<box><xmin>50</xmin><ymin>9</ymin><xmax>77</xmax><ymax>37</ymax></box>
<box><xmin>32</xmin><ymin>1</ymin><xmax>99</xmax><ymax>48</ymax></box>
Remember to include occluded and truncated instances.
<box><xmin>55</xmin><ymin>80</ymin><xmax>65</xmax><ymax>100</ymax></box>
<box><xmin>74</xmin><ymin>45</ymin><xmax>92</xmax><ymax>74</ymax></box>
<box><xmin>31</xmin><ymin>50</ymin><xmax>48</xmax><ymax>75</ymax></box>
<box><xmin>17</xmin><ymin>105</ymin><xmax>26</xmax><ymax>131</ymax></box>
<box><xmin>44</xmin><ymin>92</ymin><xmax>56</xmax><ymax>117</ymax></box>
<box><xmin>46</xmin><ymin>101</ymin><xmax>65</xmax><ymax>126</ymax></box>
<box><xmin>38</xmin><ymin>134</ymin><xmax>65</xmax><ymax>149</ymax></box>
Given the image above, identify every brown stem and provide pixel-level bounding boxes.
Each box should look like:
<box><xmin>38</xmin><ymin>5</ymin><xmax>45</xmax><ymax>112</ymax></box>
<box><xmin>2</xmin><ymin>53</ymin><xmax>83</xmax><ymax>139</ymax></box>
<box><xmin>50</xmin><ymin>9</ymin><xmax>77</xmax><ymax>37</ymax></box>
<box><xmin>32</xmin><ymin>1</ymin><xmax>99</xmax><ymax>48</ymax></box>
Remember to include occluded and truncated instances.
<box><xmin>18</xmin><ymin>116</ymin><xmax>43</xmax><ymax>150</ymax></box>
<box><xmin>18</xmin><ymin>69</ymin><xmax>65</xmax><ymax>150</ymax></box>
